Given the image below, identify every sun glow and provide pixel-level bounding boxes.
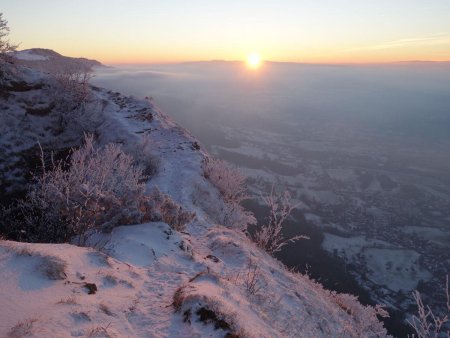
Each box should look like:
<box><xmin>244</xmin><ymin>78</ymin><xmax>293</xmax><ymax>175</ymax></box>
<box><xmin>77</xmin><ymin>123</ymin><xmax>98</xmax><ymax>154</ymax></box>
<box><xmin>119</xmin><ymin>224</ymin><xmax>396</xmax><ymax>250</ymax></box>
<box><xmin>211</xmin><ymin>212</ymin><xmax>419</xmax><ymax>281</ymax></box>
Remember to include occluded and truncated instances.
<box><xmin>246</xmin><ymin>53</ymin><xmax>262</xmax><ymax>69</ymax></box>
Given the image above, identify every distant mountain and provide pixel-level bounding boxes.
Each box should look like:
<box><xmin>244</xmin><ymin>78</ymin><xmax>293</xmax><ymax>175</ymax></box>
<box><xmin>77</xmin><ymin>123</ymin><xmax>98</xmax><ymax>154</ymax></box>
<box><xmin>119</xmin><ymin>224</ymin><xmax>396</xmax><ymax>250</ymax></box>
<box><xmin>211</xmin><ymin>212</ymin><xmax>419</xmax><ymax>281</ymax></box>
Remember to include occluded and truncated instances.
<box><xmin>14</xmin><ymin>48</ymin><xmax>103</xmax><ymax>71</ymax></box>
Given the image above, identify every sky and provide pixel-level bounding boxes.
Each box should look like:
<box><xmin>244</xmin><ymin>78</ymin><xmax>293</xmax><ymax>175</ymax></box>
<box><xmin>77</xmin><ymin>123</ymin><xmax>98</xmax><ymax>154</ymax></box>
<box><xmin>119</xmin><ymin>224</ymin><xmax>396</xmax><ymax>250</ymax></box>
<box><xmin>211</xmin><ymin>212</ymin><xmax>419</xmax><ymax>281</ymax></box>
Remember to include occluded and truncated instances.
<box><xmin>2</xmin><ymin>0</ymin><xmax>450</xmax><ymax>64</ymax></box>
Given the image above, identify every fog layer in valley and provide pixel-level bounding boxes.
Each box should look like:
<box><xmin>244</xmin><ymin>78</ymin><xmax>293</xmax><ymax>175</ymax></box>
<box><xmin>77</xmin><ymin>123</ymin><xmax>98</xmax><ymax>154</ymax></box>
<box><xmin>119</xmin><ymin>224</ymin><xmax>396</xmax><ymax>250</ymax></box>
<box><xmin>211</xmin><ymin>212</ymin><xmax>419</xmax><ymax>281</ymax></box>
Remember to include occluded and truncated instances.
<box><xmin>93</xmin><ymin>61</ymin><xmax>450</xmax><ymax>333</ymax></box>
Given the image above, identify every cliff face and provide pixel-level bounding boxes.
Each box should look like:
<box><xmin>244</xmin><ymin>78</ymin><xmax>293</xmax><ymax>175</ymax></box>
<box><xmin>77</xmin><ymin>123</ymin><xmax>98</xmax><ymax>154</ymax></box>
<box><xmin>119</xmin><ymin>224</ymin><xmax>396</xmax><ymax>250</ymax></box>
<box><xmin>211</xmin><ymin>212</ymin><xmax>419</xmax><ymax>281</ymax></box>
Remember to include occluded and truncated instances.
<box><xmin>0</xmin><ymin>52</ymin><xmax>390</xmax><ymax>338</ymax></box>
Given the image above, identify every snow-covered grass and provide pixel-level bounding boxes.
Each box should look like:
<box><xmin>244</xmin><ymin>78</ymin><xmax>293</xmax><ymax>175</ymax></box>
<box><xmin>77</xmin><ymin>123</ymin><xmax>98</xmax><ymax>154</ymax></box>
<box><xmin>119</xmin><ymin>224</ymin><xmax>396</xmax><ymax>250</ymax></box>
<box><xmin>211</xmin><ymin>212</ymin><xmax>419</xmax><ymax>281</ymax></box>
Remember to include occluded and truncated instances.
<box><xmin>7</xmin><ymin>318</ymin><xmax>38</xmax><ymax>338</ymax></box>
<box><xmin>145</xmin><ymin>187</ymin><xmax>195</xmax><ymax>232</ymax></box>
<box><xmin>0</xmin><ymin>239</ymin><xmax>147</xmax><ymax>337</ymax></box>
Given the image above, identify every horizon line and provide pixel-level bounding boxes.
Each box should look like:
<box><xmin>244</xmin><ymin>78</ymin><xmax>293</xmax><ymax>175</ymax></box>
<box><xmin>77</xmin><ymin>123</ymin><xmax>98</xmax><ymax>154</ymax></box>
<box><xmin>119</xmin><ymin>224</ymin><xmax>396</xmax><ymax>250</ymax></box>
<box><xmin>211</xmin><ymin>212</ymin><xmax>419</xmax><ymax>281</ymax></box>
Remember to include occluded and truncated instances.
<box><xmin>104</xmin><ymin>59</ymin><xmax>450</xmax><ymax>66</ymax></box>
<box><xmin>15</xmin><ymin>48</ymin><xmax>450</xmax><ymax>67</ymax></box>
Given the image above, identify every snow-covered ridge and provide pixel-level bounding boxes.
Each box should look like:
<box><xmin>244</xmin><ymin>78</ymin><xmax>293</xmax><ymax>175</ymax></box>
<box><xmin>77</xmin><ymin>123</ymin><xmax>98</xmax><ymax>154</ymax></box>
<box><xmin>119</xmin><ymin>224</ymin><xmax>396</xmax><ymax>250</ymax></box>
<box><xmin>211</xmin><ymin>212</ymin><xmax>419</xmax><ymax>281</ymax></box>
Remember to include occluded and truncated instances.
<box><xmin>0</xmin><ymin>61</ymin><xmax>390</xmax><ymax>337</ymax></box>
<box><xmin>14</xmin><ymin>49</ymin><xmax>48</xmax><ymax>61</ymax></box>
<box><xmin>13</xmin><ymin>48</ymin><xmax>103</xmax><ymax>71</ymax></box>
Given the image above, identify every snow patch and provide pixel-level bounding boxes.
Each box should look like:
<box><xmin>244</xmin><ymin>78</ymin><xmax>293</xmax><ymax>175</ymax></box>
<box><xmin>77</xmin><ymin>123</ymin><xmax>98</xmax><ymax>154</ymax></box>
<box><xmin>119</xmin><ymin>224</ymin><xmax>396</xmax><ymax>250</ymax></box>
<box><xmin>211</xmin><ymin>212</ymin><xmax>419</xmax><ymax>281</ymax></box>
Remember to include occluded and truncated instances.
<box><xmin>15</xmin><ymin>50</ymin><xmax>48</xmax><ymax>61</ymax></box>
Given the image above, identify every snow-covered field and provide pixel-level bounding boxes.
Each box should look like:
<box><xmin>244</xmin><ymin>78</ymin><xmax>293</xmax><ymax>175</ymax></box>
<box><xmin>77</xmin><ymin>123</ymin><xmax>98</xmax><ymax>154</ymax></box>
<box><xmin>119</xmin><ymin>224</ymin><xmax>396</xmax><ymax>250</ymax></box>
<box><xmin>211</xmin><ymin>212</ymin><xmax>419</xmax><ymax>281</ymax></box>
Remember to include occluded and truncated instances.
<box><xmin>322</xmin><ymin>234</ymin><xmax>432</xmax><ymax>293</ymax></box>
<box><xmin>0</xmin><ymin>54</ymin><xmax>390</xmax><ymax>337</ymax></box>
<box><xmin>400</xmin><ymin>226</ymin><xmax>450</xmax><ymax>248</ymax></box>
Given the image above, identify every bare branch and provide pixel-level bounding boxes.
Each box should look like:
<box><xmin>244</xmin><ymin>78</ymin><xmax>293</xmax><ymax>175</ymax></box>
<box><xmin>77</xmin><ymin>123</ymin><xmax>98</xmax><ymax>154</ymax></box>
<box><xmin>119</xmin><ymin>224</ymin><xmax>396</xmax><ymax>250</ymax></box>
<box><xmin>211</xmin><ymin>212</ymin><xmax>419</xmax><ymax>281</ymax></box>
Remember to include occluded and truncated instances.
<box><xmin>407</xmin><ymin>275</ymin><xmax>449</xmax><ymax>338</ymax></box>
<box><xmin>253</xmin><ymin>187</ymin><xmax>309</xmax><ymax>255</ymax></box>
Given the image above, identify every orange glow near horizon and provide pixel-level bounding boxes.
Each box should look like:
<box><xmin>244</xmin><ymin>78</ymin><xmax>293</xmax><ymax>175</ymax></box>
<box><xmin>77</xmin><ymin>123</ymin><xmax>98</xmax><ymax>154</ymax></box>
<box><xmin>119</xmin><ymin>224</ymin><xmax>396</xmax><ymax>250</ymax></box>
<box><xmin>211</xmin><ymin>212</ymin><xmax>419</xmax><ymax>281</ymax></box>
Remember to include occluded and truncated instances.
<box><xmin>3</xmin><ymin>1</ymin><xmax>450</xmax><ymax>65</ymax></box>
<box><xmin>98</xmin><ymin>53</ymin><xmax>450</xmax><ymax>67</ymax></box>
<box><xmin>74</xmin><ymin>45</ymin><xmax>450</xmax><ymax>66</ymax></box>
<box><xmin>30</xmin><ymin>40</ymin><xmax>450</xmax><ymax>66</ymax></box>
<box><xmin>54</xmin><ymin>39</ymin><xmax>450</xmax><ymax>65</ymax></box>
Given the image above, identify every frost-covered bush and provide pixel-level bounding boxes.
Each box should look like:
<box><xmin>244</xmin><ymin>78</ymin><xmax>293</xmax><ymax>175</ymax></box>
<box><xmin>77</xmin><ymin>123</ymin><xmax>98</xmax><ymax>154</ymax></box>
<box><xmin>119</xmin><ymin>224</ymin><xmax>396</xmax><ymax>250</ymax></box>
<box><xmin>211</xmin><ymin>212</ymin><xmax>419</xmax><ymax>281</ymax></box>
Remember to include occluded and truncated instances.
<box><xmin>287</xmin><ymin>272</ymin><xmax>390</xmax><ymax>337</ymax></box>
<box><xmin>220</xmin><ymin>201</ymin><xmax>256</xmax><ymax>231</ymax></box>
<box><xmin>408</xmin><ymin>275</ymin><xmax>449</xmax><ymax>338</ymax></box>
<box><xmin>50</xmin><ymin>60</ymin><xmax>92</xmax><ymax>112</ymax></box>
<box><xmin>0</xmin><ymin>13</ymin><xmax>18</xmax><ymax>79</ymax></box>
<box><xmin>0</xmin><ymin>13</ymin><xmax>17</xmax><ymax>63</ymax></box>
<box><xmin>203</xmin><ymin>158</ymin><xmax>255</xmax><ymax>230</ymax></box>
<box><xmin>48</xmin><ymin>60</ymin><xmax>99</xmax><ymax>136</ymax></box>
<box><xmin>143</xmin><ymin>187</ymin><xmax>195</xmax><ymax>231</ymax></box>
<box><xmin>228</xmin><ymin>259</ymin><xmax>262</xmax><ymax>295</ymax></box>
<box><xmin>330</xmin><ymin>292</ymin><xmax>390</xmax><ymax>337</ymax></box>
<box><xmin>128</xmin><ymin>134</ymin><xmax>159</xmax><ymax>177</ymax></box>
<box><xmin>203</xmin><ymin>158</ymin><xmax>247</xmax><ymax>204</ymax></box>
<box><xmin>8</xmin><ymin>135</ymin><xmax>147</xmax><ymax>244</ymax></box>
<box><xmin>1</xmin><ymin>136</ymin><xmax>193</xmax><ymax>242</ymax></box>
<box><xmin>252</xmin><ymin>188</ymin><xmax>308</xmax><ymax>255</ymax></box>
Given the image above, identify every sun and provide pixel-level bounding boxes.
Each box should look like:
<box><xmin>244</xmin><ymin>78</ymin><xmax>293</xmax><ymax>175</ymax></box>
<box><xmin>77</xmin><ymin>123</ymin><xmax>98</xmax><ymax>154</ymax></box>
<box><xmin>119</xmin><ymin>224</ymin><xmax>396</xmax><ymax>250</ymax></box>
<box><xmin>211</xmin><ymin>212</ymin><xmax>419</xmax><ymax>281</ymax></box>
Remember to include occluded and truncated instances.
<box><xmin>246</xmin><ymin>53</ymin><xmax>262</xmax><ymax>69</ymax></box>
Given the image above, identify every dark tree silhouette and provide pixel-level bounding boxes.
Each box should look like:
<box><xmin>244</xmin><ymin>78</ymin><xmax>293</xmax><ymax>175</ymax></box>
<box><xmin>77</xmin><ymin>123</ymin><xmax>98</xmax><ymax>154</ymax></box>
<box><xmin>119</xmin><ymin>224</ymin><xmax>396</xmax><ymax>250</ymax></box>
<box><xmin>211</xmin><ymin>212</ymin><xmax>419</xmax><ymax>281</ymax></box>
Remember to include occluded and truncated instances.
<box><xmin>0</xmin><ymin>13</ymin><xmax>18</xmax><ymax>72</ymax></box>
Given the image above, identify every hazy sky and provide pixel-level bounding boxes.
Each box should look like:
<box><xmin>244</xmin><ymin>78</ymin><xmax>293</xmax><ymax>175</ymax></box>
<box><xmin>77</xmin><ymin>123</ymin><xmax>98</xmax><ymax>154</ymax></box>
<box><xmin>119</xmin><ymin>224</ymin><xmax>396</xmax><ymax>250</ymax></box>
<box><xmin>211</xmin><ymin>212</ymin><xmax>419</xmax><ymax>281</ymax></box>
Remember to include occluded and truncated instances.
<box><xmin>3</xmin><ymin>0</ymin><xmax>450</xmax><ymax>64</ymax></box>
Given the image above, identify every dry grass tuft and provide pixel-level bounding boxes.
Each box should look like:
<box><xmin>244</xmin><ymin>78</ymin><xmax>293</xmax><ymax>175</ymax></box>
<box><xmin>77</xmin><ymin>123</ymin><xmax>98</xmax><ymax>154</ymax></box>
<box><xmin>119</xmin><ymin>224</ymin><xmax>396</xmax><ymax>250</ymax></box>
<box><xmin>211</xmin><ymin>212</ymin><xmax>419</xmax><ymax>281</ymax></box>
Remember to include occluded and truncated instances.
<box><xmin>127</xmin><ymin>297</ymin><xmax>139</xmax><ymax>313</ymax></box>
<box><xmin>86</xmin><ymin>324</ymin><xmax>115</xmax><ymax>338</ymax></box>
<box><xmin>13</xmin><ymin>246</ymin><xmax>36</xmax><ymax>257</ymax></box>
<box><xmin>173</xmin><ymin>285</ymin><xmax>186</xmax><ymax>312</ymax></box>
<box><xmin>99</xmin><ymin>303</ymin><xmax>114</xmax><ymax>317</ymax></box>
<box><xmin>57</xmin><ymin>296</ymin><xmax>78</xmax><ymax>305</ymax></box>
<box><xmin>39</xmin><ymin>255</ymin><xmax>67</xmax><ymax>280</ymax></box>
<box><xmin>10</xmin><ymin>246</ymin><xmax>67</xmax><ymax>280</ymax></box>
<box><xmin>8</xmin><ymin>318</ymin><xmax>38</xmax><ymax>338</ymax></box>
<box><xmin>119</xmin><ymin>279</ymin><xmax>134</xmax><ymax>289</ymax></box>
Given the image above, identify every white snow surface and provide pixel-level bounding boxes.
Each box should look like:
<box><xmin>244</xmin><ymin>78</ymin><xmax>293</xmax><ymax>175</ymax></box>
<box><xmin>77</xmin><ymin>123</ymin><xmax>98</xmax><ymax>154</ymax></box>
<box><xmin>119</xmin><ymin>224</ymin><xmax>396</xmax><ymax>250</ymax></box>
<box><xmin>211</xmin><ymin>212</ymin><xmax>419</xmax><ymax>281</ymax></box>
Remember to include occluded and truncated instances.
<box><xmin>14</xmin><ymin>50</ymin><xmax>49</xmax><ymax>61</ymax></box>
<box><xmin>0</xmin><ymin>64</ymin><xmax>390</xmax><ymax>337</ymax></box>
<box><xmin>322</xmin><ymin>234</ymin><xmax>431</xmax><ymax>293</ymax></box>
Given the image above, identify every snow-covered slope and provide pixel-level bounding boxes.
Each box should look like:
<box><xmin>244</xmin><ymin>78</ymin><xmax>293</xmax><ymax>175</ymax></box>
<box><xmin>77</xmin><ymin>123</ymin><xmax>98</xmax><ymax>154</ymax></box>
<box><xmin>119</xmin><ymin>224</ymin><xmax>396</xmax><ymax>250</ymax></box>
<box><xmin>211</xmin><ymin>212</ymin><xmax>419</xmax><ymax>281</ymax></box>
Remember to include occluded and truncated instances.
<box><xmin>13</xmin><ymin>48</ymin><xmax>103</xmax><ymax>71</ymax></box>
<box><xmin>14</xmin><ymin>50</ymin><xmax>49</xmax><ymax>61</ymax></box>
<box><xmin>0</xmin><ymin>62</ymin><xmax>390</xmax><ymax>337</ymax></box>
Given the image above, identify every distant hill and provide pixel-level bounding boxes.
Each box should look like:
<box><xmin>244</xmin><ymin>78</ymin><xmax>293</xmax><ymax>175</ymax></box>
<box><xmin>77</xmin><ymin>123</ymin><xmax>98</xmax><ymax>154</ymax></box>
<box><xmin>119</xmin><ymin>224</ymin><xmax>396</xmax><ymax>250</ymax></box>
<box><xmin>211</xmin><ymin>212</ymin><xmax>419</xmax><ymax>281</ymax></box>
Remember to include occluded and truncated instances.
<box><xmin>14</xmin><ymin>48</ymin><xmax>103</xmax><ymax>71</ymax></box>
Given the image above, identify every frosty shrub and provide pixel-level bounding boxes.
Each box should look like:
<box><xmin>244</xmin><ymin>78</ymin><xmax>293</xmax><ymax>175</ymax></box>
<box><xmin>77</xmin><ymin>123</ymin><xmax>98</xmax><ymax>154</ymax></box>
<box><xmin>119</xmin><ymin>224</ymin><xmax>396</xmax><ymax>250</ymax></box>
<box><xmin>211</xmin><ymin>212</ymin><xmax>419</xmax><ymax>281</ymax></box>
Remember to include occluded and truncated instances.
<box><xmin>203</xmin><ymin>158</ymin><xmax>247</xmax><ymax>204</ymax></box>
<box><xmin>143</xmin><ymin>187</ymin><xmax>195</xmax><ymax>231</ymax></box>
<box><xmin>1</xmin><ymin>136</ymin><xmax>192</xmax><ymax>242</ymax></box>
<box><xmin>10</xmin><ymin>135</ymin><xmax>147</xmax><ymax>244</ymax></box>
<box><xmin>128</xmin><ymin>134</ymin><xmax>160</xmax><ymax>177</ymax></box>
<box><xmin>0</xmin><ymin>13</ymin><xmax>18</xmax><ymax>78</ymax></box>
<box><xmin>252</xmin><ymin>187</ymin><xmax>308</xmax><ymax>255</ymax></box>
<box><xmin>229</xmin><ymin>259</ymin><xmax>262</xmax><ymax>295</ymax></box>
<box><xmin>50</xmin><ymin>60</ymin><xmax>92</xmax><ymax>110</ymax></box>
<box><xmin>408</xmin><ymin>275</ymin><xmax>449</xmax><ymax>338</ymax></box>
<box><xmin>47</xmin><ymin>59</ymin><xmax>106</xmax><ymax>138</ymax></box>
<box><xmin>203</xmin><ymin>157</ymin><xmax>255</xmax><ymax>230</ymax></box>
<box><xmin>220</xmin><ymin>201</ymin><xmax>256</xmax><ymax>232</ymax></box>
<box><xmin>330</xmin><ymin>292</ymin><xmax>390</xmax><ymax>337</ymax></box>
